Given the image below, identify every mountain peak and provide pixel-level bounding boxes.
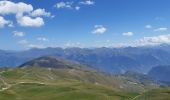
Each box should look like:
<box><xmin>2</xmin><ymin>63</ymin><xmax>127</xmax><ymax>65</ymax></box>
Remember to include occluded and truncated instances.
<box><xmin>19</xmin><ymin>56</ymin><xmax>83</xmax><ymax>69</ymax></box>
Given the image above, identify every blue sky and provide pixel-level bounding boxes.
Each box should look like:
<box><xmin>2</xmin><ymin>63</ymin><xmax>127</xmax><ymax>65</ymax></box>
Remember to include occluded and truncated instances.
<box><xmin>1</xmin><ymin>0</ymin><xmax>170</xmax><ymax>50</ymax></box>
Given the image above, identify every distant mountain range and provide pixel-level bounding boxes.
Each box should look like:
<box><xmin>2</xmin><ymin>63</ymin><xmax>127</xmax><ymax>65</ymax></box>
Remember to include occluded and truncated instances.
<box><xmin>1</xmin><ymin>44</ymin><xmax>170</xmax><ymax>74</ymax></box>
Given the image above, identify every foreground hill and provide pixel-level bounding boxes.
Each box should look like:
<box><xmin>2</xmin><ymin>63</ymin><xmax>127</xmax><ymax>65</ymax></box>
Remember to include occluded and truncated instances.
<box><xmin>0</xmin><ymin>56</ymin><xmax>161</xmax><ymax>100</ymax></box>
<box><xmin>18</xmin><ymin>56</ymin><xmax>159</xmax><ymax>92</ymax></box>
<box><xmin>0</xmin><ymin>67</ymin><xmax>139</xmax><ymax>100</ymax></box>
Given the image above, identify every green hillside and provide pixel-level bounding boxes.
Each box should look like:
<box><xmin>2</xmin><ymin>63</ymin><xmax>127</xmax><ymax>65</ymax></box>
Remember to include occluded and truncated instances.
<box><xmin>133</xmin><ymin>88</ymin><xmax>170</xmax><ymax>100</ymax></box>
<box><xmin>0</xmin><ymin>67</ymin><xmax>139</xmax><ymax>100</ymax></box>
<box><xmin>0</xmin><ymin>56</ymin><xmax>166</xmax><ymax>100</ymax></box>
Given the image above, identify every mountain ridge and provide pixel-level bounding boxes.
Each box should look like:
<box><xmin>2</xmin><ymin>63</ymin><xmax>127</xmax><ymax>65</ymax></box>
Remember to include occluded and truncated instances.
<box><xmin>148</xmin><ymin>65</ymin><xmax>170</xmax><ymax>85</ymax></box>
<box><xmin>1</xmin><ymin>44</ymin><xmax>170</xmax><ymax>74</ymax></box>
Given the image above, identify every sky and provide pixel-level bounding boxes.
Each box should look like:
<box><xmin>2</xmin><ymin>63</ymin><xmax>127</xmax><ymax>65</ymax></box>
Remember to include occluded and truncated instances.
<box><xmin>1</xmin><ymin>0</ymin><xmax>170</xmax><ymax>50</ymax></box>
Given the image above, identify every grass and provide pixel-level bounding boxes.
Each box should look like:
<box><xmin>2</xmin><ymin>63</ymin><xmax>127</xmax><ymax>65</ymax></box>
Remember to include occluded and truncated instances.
<box><xmin>133</xmin><ymin>88</ymin><xmax>170</xmax><ymax>100</ymax></box>
<box><xmin>0</xmin><ymin>81</ymin><xmax>138</xmax><ymax>100</ymax></box>
<box><xmin>0</xmin><ymin>67</ymin><xmax>168</xmax><ymax>100</ymax></box>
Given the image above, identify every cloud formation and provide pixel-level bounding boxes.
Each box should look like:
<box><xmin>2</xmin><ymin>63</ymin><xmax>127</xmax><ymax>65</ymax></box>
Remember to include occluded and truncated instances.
<box><xmin>145</xmin><ymin>25</ymin><xmax>152</xmax><ymax>29</ymax></box>
<box><xmin>30</xmin><ymin>9</ymin><xmax>51</xmax><ymax>17</ymax></box>
<box><xmin>65</xmin><ymin>42</ymin><xmax>83</xmax><ymax>48</ymax></box>
<box><xmin>79</xmin><ymin>0</ymin><xmax>95</xmax><ymax>5</ymax></box>
<box><xmin>0</xmin><ymin>1</ymin><xmax>33</xmax><ymax>15</ymax></box>
<box><xmin>13</xmin><ymin>31</ymin><xmax>25</xmax><ymax>37</ymax></box>
<box><xmin>37</xmin><ymin>37</ymin><xmax>48</xmax><ymax>41</ymax></box>
<box><xmin>137</xmin><ymin>34</ymin><xmax>170</xmax><ymax>45</ymax></box>
<box><xmin>154</xmin><ymin>27</ymin><xmax>168</xmax><ymax>32</ymax></box>
<box><xmin>54</xmin><ymin>2</ymin><xmax>72</xmax><ymax>9</ymax></box>
<box><xmin>0</xmin><ymin>16</ymin><xmax>12</xmax><ymax>28</ymax></box>
<box><xmin>122</xmin><ymin>32</ymin><xmax>134</xmax><ymax>36</ymax></box>
<box><xmin>0</xmin><ymin>0</ymin><xmax>50</xmax><ymax>27</ymax></box>
<box><xmin>92</xmin><ymin>25</ymin><xmax>107</xmax><ymax>34</ymax></box>
<box><xmin>27</xmin><ymin>44</ymin><xmax>45</xmax><ymax>48</ymax></box>
<box><xmin>54</xmin><ymin>0</ymin><xmax>95</xmax><ymax>11</ymax></box>
<box><xmin>17</xmin><ymin>15</ymin><xmax>44</xmax><ymax>27</ymax></box>
<box><xmin>18</xmin><ymin>39</ymin><xmax>45</xmax><ymax>48</ymax></box>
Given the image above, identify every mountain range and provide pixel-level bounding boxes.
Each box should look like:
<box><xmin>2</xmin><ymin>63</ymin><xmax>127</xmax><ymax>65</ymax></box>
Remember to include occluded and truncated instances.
<box><xmin>1</xmin><ymin>44</ymin><xmax>170</xmax><ymax>74</ymax></box>
<box><xmin>148</xmin><ymin>65</ymin><xmax>170</xmax><ymax>85</ymax></box>
<box><xmin>0</xmin><ymin>54</ymin><xmax>169</xmax><ymax>100</ymax></box>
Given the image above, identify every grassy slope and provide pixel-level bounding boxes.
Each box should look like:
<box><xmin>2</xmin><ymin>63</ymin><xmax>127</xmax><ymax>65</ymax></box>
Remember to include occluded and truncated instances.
<box><xmin>0</xmin><ymin>82</ymin><xmax>138</xmax><ymax>100</ymax></box>
<box><xmin>133</xmin><ymin>88</ymin><xmax>170</xmax><ymax>100</ymax></box>
<box><xmin>0</xmin><ymin>67</ymin><xmax>140</xmax><ymax>100</ymax></box>
<box><xmin>0</xmin><ymin>67</ymin><xmax>167</xmax><ymax>100</ymax></box>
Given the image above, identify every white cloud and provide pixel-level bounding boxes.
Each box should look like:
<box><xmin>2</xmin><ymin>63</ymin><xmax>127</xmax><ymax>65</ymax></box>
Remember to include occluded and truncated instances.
<box><xmin>80</xmin><ymin>0</ymin><xmax>95</xmax><ymax>5</ymax></box>
<box><xmin>75</xmin><ymin>6</ymin><xmax>80</xmax><ymax>10</ymax></box>
<box><xmin>27</xmin><ymin>44</ymin><xmax>45</xmax><ymax>48</ymax></box>
<box><xmin>8</xmin><ymin>21</ymin><xmax>14</xmax><ymax>27</ymax></box>
<box><xmin>54</xmin><ymin>0</ymin><xmax>95</xmax><ymax>11</ymax></box>
<box><xmin>18</xmin><ymin>39</ymin><xmax>45</xmax><ymax>48</ymax></box>
<box><xmin>137</xmin><ymin>34</ymin><xmax>170</xmax><ymax>45</ymax></box>
<box><xmin>17</xmin><ymin>16</ymin><xmax>44</xmax><ymax>27</ymax></box>
<box><xmin>0</xmin><ymin>1</ymin><xmax>50</xmax><ymax>27</ymax></box>
<box><xmin>0</xmin><ymin>16</ymin><xmax>12</xmax><ymax>28</ymax></box>
<box><xmin>30</xmin><ymin>8</ymin><xmax>51</xmax><ymax>17</ymax></box>
<box><xmin>0</xmin><ymin>0</ymin><xmax>33</xmax><ymax>15</ymax></box>
<box><xmin>65</xmin><ymin>42</ymin><xmax>83</xmax><ymax>47</ymax></box>
<box><xmin>154</xmin><ymin>27</ymin><xmax>168</xmax><ymax>32</ymax></box>
<box><xmin>92</xmin><ymin>25</ymin><xmax>107</xmax><ymax>34</ymax></box>
<box><xmin>145</xmin><ymin>25</ymin><xmax>152</xmax><ymax>29</ymax></box>
<box><xmin>54</xmin><ymin>2</ymin><xmax>72</xmax><ymax>9</ymax></box>
<box><xmin>37</xmin><ymin>37</ymin><xmax>48</xmax><ymax>41</ymax></box>
<box><xmin>13</xmin><ymin>31</ymin><xmax>25</xmax><ymax>37</ymax></box>
<box><xmin>122</xmin><ymin>32</ymin><xmax>134</xmax><ymax>36</ymax></box>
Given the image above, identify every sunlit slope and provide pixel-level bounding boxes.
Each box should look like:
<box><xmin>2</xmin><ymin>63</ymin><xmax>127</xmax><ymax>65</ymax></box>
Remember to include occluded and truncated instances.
<box><xmin>0</xmin><ymin>67</ymin><xmax>139</xmax><ymax>100</ymax></box>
